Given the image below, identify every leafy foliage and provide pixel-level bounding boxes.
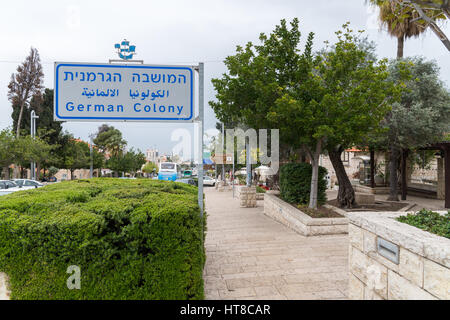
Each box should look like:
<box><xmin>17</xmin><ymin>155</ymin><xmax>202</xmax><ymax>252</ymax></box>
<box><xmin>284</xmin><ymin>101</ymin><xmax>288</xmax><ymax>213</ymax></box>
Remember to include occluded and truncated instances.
<box><xmin>280</xmin><ymin>163</ymin><xmax>327</xmax><ymax>206</ymax></box>
<box><xmin>142</xmin><ymin>161</ymin><xmax>158</xmax><ymax>174</ymax></box>
<box><xmin>383</xmin><ymin>57</ymin><xmax>450</xmax><ymax>150</ymax></box>
<box><xmin>106</xmin><ymin>148</ymin><xmax>146</xmax><ymax>176</ymax></box>
<box><xmin>0</xmin><ymin>128</ymin><xmax>57</xmax><ymax>179</ymax></box>
<box><xmin>93</xmin><ymin>124</ymin><xmax>127</xmax><ymax>156</ymax></box>
<box><xmin>256</xmin><ymin>186</ymin><xmax>266</xmax><ymax>193</ymax></box>
<box><xmin>397</xmin><ymin>209</ymin><xmax>450</xmax><ymax>239</ymax></box>
<box><xmin>211</xmin><ymin>19</ymin><xmax>403</xmax><ymax>208</ymax></box>
<box><xmin>0</xmin><ymin>179</ymin><xmax>205</xmax><ymax>299</ymax></box>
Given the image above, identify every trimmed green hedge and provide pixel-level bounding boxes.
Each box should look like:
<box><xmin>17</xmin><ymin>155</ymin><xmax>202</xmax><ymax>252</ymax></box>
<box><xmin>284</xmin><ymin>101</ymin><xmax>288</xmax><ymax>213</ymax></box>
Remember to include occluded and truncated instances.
<box><xmin>0</xmin><ymin>178</ymin><xmax>205</xmax><ymax>300</ymax></box>
<box><xmin>397</xmin><ymin>209</ymin><xmax>450</xmax><ymax>239</ymax></box>
<box><xmin>280</xmin><ymin>163</ymin><xmax>327</xmax><ymax>205</ymax></box>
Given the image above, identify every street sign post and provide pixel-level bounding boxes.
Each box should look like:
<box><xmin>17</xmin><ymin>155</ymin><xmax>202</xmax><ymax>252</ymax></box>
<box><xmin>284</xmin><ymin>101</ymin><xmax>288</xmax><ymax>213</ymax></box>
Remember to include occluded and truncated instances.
<box><xmin>54</xmin><ymin>62</ymin><xmax>194</xmax><ymax>122</ymax></box>
<box><xmin>54</xmin><ymin>58</ymin><xmax>204</xmax><ymax>228</ymax></box>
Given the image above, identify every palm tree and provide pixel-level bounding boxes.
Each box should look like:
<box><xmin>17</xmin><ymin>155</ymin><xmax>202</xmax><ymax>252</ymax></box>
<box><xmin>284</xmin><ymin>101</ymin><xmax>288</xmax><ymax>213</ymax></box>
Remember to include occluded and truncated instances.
<box><xmin>369</xmin><ymin>0</ymin><xmax>425</xmax><ymax>58</ymax></box>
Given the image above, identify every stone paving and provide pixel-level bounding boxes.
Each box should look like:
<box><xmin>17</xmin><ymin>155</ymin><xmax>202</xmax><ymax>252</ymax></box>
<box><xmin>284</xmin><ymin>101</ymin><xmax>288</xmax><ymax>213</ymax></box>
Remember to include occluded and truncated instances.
<box><xmin>327</xmin><ymin>190</ymin><xmax>446</xmax><ymax>211</ymax></box>
<box><xmin>203</xmin><ymin>187</ymin><xmax>349</xmax><ymax>300</ymax></box>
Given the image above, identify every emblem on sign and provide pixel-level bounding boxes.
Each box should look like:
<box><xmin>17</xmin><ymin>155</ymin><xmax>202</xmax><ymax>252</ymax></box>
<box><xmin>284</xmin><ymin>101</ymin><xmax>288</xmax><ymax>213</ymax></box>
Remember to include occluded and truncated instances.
<box><xmin>114</xmin><ymin>39</ymin><xmax>136</xmax><ymax>60</ymax></box>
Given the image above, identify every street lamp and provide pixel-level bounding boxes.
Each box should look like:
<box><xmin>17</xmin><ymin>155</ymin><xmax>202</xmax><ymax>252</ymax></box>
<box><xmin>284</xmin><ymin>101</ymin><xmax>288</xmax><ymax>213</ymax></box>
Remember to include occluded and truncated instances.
<box><xmin>30</xmin><ymin>110</ymin><xmax>39</xmax><ymax>180</ymax></box>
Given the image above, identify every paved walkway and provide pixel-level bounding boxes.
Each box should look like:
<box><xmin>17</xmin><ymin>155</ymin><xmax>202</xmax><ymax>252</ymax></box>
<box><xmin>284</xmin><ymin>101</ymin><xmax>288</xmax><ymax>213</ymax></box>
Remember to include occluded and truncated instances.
<box><xmin>203</xmin><ymin>188</ymin><xmax>348</xmax><ymax>300</ymax></box>
<box><xmin>327</xmin><ymin>190</ymin><xmax>446</xmax><ymax>211</ymax></box>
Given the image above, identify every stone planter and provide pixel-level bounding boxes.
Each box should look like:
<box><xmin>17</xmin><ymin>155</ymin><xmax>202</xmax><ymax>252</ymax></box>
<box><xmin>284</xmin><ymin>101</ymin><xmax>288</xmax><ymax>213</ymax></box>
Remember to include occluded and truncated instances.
<box><xmin>354</xmin><ymin>184</ymin><xmax>390</xmax><ymax>195</ymax></box>
<box><xmin>263</xmin><ymin>193</ymin><xmax>348</xmax><ymax>236</ymax></box>
<box><xmin>354</xmin><ymin>192</ymin><xmax>375</xmax><ymax>205</ymax></box>
<box><xmin>256</xmin><ymin>193</ymin><xmax>265</xmax><ymax>200</ymax></box>
<box><xmin>238</xmin><ymin>186</ymin><xmax>257</xmax><ymax>208</ymax></box>
<box><xmin>348</xmin><ymin>211</ymin><xmax>450</xmax><ymax>300</ymax></box>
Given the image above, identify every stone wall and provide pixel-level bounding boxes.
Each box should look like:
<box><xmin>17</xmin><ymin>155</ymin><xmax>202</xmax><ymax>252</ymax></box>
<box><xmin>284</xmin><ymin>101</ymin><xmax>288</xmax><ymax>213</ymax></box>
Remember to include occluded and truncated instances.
<box><xmin>348</xmin><ymin>212</ymin><xmax>450</xmax><ymax>300</ymax></box>
<box><xmin>264</xmin><ymin>193</ymin><xmax>348</xmax><ymax>236</ymax></box>
<box><xmin>256</xmin><ymin>193</ymin><xmax>265</xmax><ymax>200</ymax></box>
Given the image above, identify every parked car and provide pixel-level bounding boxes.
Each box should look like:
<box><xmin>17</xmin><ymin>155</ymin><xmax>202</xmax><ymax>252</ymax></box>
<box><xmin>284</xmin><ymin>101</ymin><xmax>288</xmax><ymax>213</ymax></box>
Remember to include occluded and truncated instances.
<box><xmin>203</xmin><ymin>176</ymin><xmax>216</xmax><ymax>186</ymax></box>
<box><xmin>12</xmin><ymin>179</ymin><xmax>44</xmax><ymax>189</ymax></box>
<box><xmin>0</xmin><ymin>180</ymin><xmax>21</xmax><ymax>195</ymax></box>
<box><xmin>177</xmin><ymin>176</ymin><xmax>216</xmax><ymax>187</ymax></box>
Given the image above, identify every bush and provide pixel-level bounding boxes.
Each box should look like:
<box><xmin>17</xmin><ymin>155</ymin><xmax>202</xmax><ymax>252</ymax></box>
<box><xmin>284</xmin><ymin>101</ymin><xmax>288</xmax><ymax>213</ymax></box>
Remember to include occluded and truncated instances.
<box><xmin>235</xmin><ymin>174</ymin><xmax>246</xmax><ymax>185</ymax></box>
<box><xmin>280</xmin><ymin>163</ymin><xmax>327</xmax><ymax>205</ymax></box>
<box><xmin>397</xmin><ymin>209</ymin><xmax>450</xmax><ymax>239</ymax></box>
<box><xmin>256</xmin><ymin>186</ymin><xmax>266</xmax><ymax>193</ymax></box>
<box><xmin>0</xmin><ymin>178</ymin><xmax>205</xmax><ymax>300</ymax></box>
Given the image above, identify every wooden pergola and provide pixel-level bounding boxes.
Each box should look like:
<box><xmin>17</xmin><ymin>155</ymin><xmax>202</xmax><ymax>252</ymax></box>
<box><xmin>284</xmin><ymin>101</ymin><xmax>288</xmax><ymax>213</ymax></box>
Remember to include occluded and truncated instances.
<box><xmin>419</xmin><ymin>141</ymin><xmax>450</xmax><ymax>208</ymax></box>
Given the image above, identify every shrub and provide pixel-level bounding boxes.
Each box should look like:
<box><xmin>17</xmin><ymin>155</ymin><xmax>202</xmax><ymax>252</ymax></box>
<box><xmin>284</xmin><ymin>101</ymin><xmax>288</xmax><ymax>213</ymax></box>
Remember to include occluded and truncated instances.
<box><xmin>256</xmin><ymin>186</ymin><xmax>266</xmax><ymax>193</ymax></box>
<box><xmin>280</xmin><ymin>163</ymin><xmax>327</xmax><ymax>205</ymax></box>
<box><xmin>397</xmin><ymin>209</ymin><xmax>450</xmax><ymax>239</ymax></box>
<box><xmin>235</xmin><ymin>174</ymin><xmax>246</xmax><ymax>185</ymax></box>
<box><xmin>0</xmin><ymin>178</ymin><xmax>205</xmax><ymax>300</ymax></box>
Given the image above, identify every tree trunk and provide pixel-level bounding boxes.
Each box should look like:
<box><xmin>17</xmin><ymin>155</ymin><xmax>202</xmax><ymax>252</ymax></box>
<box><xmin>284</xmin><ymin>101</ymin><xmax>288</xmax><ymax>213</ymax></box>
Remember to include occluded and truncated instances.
<box><xmin>12</xmin><ymin>166</ymin><xmax>19</xmax><ymax>179</ymax></box>
<box><xmin>16</xmin><ymin>102</ymin><xmax>25</xmax><ymax>138</ymax></box>
<box><xmin>397</xmin><ymin>36</ymin><xmax>404</xmax><ymax>59</ymax></box>
<box><xmin>308</xmin><ymin>140</ymin><xmax>323</xmax><ymax>210</ymax></box>
<box><xmin>70</xmin><ymin>169</ymin><xmax>74</xmax><ymax>180</ymax></box>
<box><xmin>309</xmin><ymin>156</ymin><xmax>320</xmax><ymax>209</ymax></box>
<box><xmin>370</xmin><ymin>148</ymin><xmax>375</xmax><ymax>188</ymax></box>
<box><xmin>401</xmin><ymin>149</ymin><xmax>408</xmax><ymax>200</ymax></box>
<box><xmin>3</xmin><ymin>166</ymin><xmax>10</xmax><ymax>180</ymax></box>
<box><xmin>329</xmin><ymin>148</ymin><xmax>356</xmax><ymax>208</ymax></box>
<box><xmin>388</xmin><ymin>146</ymin><xmax>399</xmax><ymax>201</ymax></box>
<box><xmin>36</xmin><ymin>162</ymin><xmax>41</xmax><ymax>181</ymax></box>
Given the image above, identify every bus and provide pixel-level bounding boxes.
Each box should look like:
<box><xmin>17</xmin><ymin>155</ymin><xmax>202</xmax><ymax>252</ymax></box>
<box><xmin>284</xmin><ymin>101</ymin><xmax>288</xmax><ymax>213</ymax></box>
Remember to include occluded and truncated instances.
<box><xmin>182</xmin><ymin>169</ymin><xmax>193</xmax><ymax>178</ymax></box>
<box><xmin>158</xmin><ymin>162</ymin><xmax>178</xmax><ymax>181</ymax></box>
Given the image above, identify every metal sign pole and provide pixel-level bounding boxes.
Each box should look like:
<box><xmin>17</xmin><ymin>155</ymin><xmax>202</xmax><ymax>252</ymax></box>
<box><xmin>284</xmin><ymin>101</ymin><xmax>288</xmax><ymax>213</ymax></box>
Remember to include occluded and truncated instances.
<box><xmin>222</xmin><ymin>122</ymin><xmax>225</xmax><ymax>184</ymax></box>
<box><xmin>90</xmin><ymin>137</ymin><xmax>93</xmax><ymax>179</ymax></box>
<box><xmin>232</xmin><ymin>151</ymin><xmax>235</xmax><ymax>198</ymax></box>
<box><xmin>197</xmin><ymin>63</ymin><xmax>204</xmax><ymax>218</ymax></box>
<box><xmin>30</xmin><ymin>110</ymin><xmax>39</xmax><ymax>180</ymax></box>
<box><xmin>246</xmin><ymin>137</ymin><xmax>251</xmax><ymax>186</ymax></box>
<box><xmin>30</xmin><ymin>111</ymin><xmax>34</xmax><ymax>180</ymax></box>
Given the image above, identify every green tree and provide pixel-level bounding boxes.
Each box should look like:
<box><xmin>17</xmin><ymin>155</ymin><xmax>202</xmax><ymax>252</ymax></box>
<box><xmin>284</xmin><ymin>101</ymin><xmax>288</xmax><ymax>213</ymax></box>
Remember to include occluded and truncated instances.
<box><xmin>93</xmin><ymin>124</ymin><xmax>127</xmax><ymax>156</ymax></box>
<box><xmin>211</xmin><ymin>19</ymin><xmax>403</xmax><ymax>209</ymax></box>
<box><xmin>30</xmin><ymin>89</ymin><xmax>64</xmax><ymax>145</ymax></box>
<box><xmin>107</xmin><ymin>148</ymin><xmax>146</xmax><ymax>177</ymax></box>
<box><xmin>142</xmin><ymin>161</ymin><xmax>159</xmax><ymax>175</ymax></box>
<box><xmin>92</xmin><ymin>146</ymin><xmax>105</xmax><ymax>174</ymax></box>
<box><xmin>12</xmin><ymin>135</ymin><xmax>34</xmax><ymax>178</ymax></box>
<box><xmin>61</xmin><ymin>138</ymin><xmax>90</xmax><ymax>180</ymax></box>
<box><xmin>210</xmin><ymin>18</ymin><xmax>311</xmax><ymax>132</ymax></box>
<box><xmin>272</xmin><ymin>25</ymin><xmax>403</xmax><ymax>208</ymax></box>
<box><xmin>21</xmin><ymin>135</ymin><xmax>55</xmax><ymax>180</ymax></box>
<box><xmin>383</xmin><ymin>57</ymin><xmax>450</xmax><ymax>200</ymax></box>
<box><xmin>47</xmin><ymin>166</ymin><xmax>59</xmax><ymax>178</ymax></box>
<box><xmin>0</xmin><ymin>129</ymin><xmax>16</xmax><ymax>180</ymax></box>
<box><xmin>125</xmin><ymin>148</ymin><xmax>146</xmax><ymax>176</ymax></box>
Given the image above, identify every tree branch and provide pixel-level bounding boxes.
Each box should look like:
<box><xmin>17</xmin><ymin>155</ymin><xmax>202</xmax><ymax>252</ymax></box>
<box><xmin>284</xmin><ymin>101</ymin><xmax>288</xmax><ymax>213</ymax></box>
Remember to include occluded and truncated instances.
<box><xmin>392</xmin><ymin>0</ymin><xmax>450</xmax><ymax>51</ymax></box>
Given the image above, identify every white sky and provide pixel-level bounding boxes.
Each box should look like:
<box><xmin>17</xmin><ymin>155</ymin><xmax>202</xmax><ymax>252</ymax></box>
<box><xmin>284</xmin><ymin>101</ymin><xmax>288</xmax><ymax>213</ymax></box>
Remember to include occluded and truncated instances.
<box><xmin>0</xmin><ymin>0</ymin><xmax>448</xmax><ymax>155</ymax></box>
